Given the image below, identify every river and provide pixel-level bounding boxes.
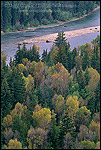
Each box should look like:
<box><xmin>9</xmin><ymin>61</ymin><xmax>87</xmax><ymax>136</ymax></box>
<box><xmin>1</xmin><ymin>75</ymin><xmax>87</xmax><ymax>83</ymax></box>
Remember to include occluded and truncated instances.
<box><xmin>1</xmin><ymin>8</ymin><xmax>100</xmax><ymax>64</ymax></box>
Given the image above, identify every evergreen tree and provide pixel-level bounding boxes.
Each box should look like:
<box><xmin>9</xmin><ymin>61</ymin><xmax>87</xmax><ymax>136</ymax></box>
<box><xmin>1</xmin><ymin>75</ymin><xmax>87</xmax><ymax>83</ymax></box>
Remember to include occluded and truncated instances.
<box><xmin>28</xmin><ymin>44</ymin><xmax>40</xmax><ymax>62</ymax></box>
<box><xmin>7</xmin><ymin>66</ymin><xmax>26</xmax><ymax>107</ymax></box>
<box><xmin>2</xmin><ymin>1</ymin><xmax>12</xmax><ymax>32</ymax></box>
<box><xmin>91</xmin><ymin>53</ymin><xmax>96</xmax><ymax>69</ymax></box>
<box><xmin>76</xmin><ymin>68</ymin><xmax>86</xmax><ymax>90</ymax></box>
<box><xmin>41</xmin><ymin>49</ymin><xmax>48</xmax><ymax>63</ymax></box>
<box><xmin>59</xmin><ymin>110</ymin><xmax>75</xmax><ymax>148</ymax></box>
<box><xmin>65</xmin><ymin>42</ymin><xmax>72</xmax><ymax>72</ymax></box>
<box><xmin>14</xmin><ymin>44</ymin><xmax>27</xmax><ymax>65</ymax></box>
<box><xmin>48</xmin><ymin>117</ymin><xmax>60</xmax><ymax>149</ymax></box>
<box><xmin>56</xmin><ymin>45</ymin><xmax>67</xmax><ymax>68</ymax></box>
<box><xmin>94</xmin><ymin>80</ymin><xmax>100</xmax><ymax>113</ymax></box>
<box><xmin>1</xmin><ymin>77</ymin><xmax>12</xmax><ymax>117</ymax></box>
<box><xmin>54</xmin><ymin>31</ymin><xmax>67</xmax><ymax>48</ymax></box>
<box><xmin>71</xmin><ymin>47</ymin><xmax>78</xmax><ymax>69</ymax></box>
<box><xmin>88</xmin><ymin>96</ymin><xmax>96</xmax><ymax>115</ymax></box>
<box><xmin>11</xmin><ymin>1</ymin><xmax>18</xmax><ymax>28</ymax></box>
<box><xmin>1</xmin><ymin>1</ymin><xmax>99</xmax><ymax>32</ymax></box>
<box><xmin>91</xmin><ymin>43</ymin><xmax>100</xmax><ymax>74</ymax></box>
<box><xmin>84</xmin><ymin>67</ymin><xmax>90</xmax><ymax>86</ymax></box>
<box><xmin>82</xmin><ymin>49</ymin><xmax>90</xmax><ymax>71</ymax></box>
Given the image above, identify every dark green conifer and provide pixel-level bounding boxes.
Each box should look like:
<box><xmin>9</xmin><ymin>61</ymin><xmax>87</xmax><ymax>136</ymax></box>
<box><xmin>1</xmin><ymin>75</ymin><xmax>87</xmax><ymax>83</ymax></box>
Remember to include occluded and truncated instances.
<box><xmin>76</xmin><ymin>68</ymin><xmax>86</xmax><ymax>90</ymax></box>
<box><xmin>84</xmin><ymin>67</ymin><xmax>90</xmax><ymax>86</ymax></box>
<box><xmin>59</xmin><ymin>110</ymin><xmax>75</xmax><ymax>148</ymax></box>
<box><xmin>48</xmin><ymin>117</ymin><xmax>60</xmax><ymax>149</ymax></box>
<box><xmin>1</xmin><ymin>77</ymin><xmax>12</xmax><ymax>117</ymax></box>
<box><xmin>54</xmin><ymin>31</ymin><xmax>67</xmax><ymax>48</ymax></box>
<box><xmin>82</xmin><ymin>49</ymin><xmax>90</xmax><ymax>71</ymax></box>
<box><xmin>7</xmin><ymin>66</ymin><xmax>26</xmax><ymax>107</ymax></box>
<box><xmin>41</xmin><ymin>49</ymin><xmax>48</xmax><ymax>63</ymax></box>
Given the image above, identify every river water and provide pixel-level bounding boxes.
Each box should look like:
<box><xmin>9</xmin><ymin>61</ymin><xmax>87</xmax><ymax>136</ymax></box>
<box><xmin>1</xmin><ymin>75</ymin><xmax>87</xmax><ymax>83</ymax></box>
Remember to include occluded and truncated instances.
<box><xmin>1</xmin><ymin>8</ymin><xmax>100</xmax><ymax>64</ymax></box>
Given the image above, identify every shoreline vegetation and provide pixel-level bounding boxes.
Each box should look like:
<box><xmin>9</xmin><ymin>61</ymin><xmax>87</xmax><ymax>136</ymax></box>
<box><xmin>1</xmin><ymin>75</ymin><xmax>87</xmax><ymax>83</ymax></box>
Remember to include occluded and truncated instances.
<box><xmin>1</xmin><ymin>6</ymin><xmax>100</xmax><ymax>35</ymax></box>
<box><xmin>19</xmin><ymin>26</ymin><xmax>100</xmax><ymax>44</ymax></box>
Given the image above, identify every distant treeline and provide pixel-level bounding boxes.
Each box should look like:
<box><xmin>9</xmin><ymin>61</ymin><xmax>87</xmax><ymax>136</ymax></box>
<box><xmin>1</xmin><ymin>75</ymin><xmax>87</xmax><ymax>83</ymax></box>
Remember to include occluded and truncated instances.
<box><xmin>1</xmin><ymin>1</ymin><xmax>100</xmax><ymax>32</ymax></box>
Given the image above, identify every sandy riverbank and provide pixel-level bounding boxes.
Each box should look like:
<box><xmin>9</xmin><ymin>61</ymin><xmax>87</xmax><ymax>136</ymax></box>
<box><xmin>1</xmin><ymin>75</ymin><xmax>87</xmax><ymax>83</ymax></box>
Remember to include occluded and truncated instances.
<box><xmin>1</xmin><ymin>6</ymin><xmax>100</xmax><ymax>35</ymax></box>
<box><xmin>19</xmin><ymin>26</ymin><xmax>100</xmax><ymax>44</ymax></box>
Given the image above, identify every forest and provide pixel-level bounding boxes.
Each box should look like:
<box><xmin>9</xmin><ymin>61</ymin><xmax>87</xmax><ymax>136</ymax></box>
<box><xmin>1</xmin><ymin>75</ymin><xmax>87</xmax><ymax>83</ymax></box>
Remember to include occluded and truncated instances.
<box><xmin>1</xmin><ymin>1</ymin><xmax>100</xmax><ymax>32</ymax></box>
<box><xmin>1</xmin><ymin>32</ymin><xmax>100</xmax><ymax>149</ymax></box>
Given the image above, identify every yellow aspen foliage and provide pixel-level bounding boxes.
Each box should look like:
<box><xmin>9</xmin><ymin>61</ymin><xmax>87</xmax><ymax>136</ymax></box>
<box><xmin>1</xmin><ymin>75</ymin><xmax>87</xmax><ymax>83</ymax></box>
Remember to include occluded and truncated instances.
<box><xmin>66</xmin><ymin>95</ymin><xmax>79</xmax><ymax>118</ymax></box>
<box><xmin>7</xmin><ymin>138</ymin><xmax>22</xmax><ymax>149</ymax></box>
<box><xmin>87</xmin><ymin>68</ymin><xmax>100</xmax><ymax>92</ymax></box>
<box><xmin>34</xmin><ymin>61</ymin><xmax>44</xmax><ymax>88</ymax></box>
<box><xmin>23</xmin><ymin>74</ymin><xmax>34</xmax><ymax>94</ymax></box>
<box><xmin>51</xmin><ymin>109</ymin><xmax>56</xmax><ymax>119</ymax></box>
<box><xmin>22</xmin><ymin>58</ymin><xmax>29</xmax><ymax>66</ymax></box>
<box><xmin>17</xmin><ymin>64</ymin><xmax>27</xmax><ymax>73</ymax></box>
<box><xmin>10</xmin><ymin>109</ymin><xmax>17</xmax><ymax>119</ymax></box>
<box><xmin>55</xmin><ymin>95</ymin><xmax>65</xmax><ymax>117</ymax></box>
<box><xmin>85</xmin><ymin>42</ymin><xmax>93</xmax><ymax>58</ymax></box>
<box><xmin>89</xmin><ymin>122</ymin><xmax>100</xmax><ymax>140</ymax></box>
<box><xmin>29</xmin><ymin>61</ymin><xmax>37</xmax><ymax>74</ymax></box>
<box><xmin>10</xmin><ymin>102</ymin><xmax>23</xmax><ymax>119</ymax></box>
<box><xmin>74</xmin><ymin>106</ymin><xmax>91</xmax><ymax>127</ymax></box>
<box><xmin>80</xmin><ymin>140</ymin><xmax>96</xmax><ymax>149</ymax></box>
<box><xmin>15</xmin><ymin>102</ymin><xmax>23</xmax><ymax>117</ymax></box>
<box><xmin>95</xmin><ymin>142</ymin><xmax>100</xmax><ymax>149</ymax></box>
<box><xmin>3</xmin><ymin>115</ymin><xmax>13</xmax><ymax>128</ymax></box>
<box><xmin>50</xmin><ymin>72</ymin><xmax>69</xmax><ymax>96</ymax></box>
<box><xmin>49</xmin><ymin>63</ymin><xmax>70</xmax><ymax>96</ymax></box>
<box><xmin>32</xmin><ymin>107</ymin><xmax>51</xmax><ymax>130</ymax></box>
<box><xmin>50</xmin><ymin>48</ymin><xmax>58</xmax><ymax>63</ymax></box>
<box><xmin>34</xmin><ymin>61</ymin><xmax>43</xmax><ymax>75</ymax></box>
<box><xmin>49</xmin><ymin>62</ymin><xmax>69</xmax><ymax>75</ymax></box>
<box><xmin>33</xmin><ymin>44</ymin><xmax>40</xmax><ymax>53</ymax></box>
<box><xmin>2</xmin><ymin>145</ymin><xmax>8</xmax><ymax>149</ymax></box>
<box><xmin>34</xmin><ymin>104</ymin><xmax>41</xmax><ymax>112</ymax></box>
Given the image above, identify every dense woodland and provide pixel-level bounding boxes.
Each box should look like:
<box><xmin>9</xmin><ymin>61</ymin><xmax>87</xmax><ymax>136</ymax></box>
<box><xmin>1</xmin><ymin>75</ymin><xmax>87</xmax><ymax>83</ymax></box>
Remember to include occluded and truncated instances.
<box><xmin>1</xmin><ymin>1</ymin><xmax>100</xmax><ymax>32</ymax></box>
<box><xmin>1</xmin><ymin>32</ymin><xmax>100</xmax><ymax>149</ymax></box>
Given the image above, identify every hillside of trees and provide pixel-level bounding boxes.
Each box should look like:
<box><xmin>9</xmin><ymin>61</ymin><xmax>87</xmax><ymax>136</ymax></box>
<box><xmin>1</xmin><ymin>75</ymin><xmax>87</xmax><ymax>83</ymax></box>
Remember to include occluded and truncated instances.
<box><xmin>1</xmin><ymin>33</ymin><xmax>100</xmax><ymax>149</ymax></box>
<box><xmin>1</xmin><ymin>1</ymin><xmax>100</xmax><ymax>32</ymax></box>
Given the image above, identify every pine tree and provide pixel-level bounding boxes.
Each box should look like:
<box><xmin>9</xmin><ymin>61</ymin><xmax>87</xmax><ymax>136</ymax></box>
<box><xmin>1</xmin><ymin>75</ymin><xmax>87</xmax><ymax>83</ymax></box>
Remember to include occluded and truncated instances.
<box><xmin>56</xmin><ymin>45</ymin><xmax>67</xmax><ymax>68</ymax></box>
<box><xmin>71</xmin><ymin>47</ymin><xmax>78</xmax><ymax>69</ymax></box>
<box><xmin>91</xmin><ymin>43</ymin><xmax>100</xmax><ymax>74</ymax></box>
<box><xmin>48</xmin><ymin>117</ymin><xmax>60</xmax><ymax>149</ymax></box>
<box><xmin>84</xmin><ymin>67</ymin><xmax>90</xmax><ymax>86</ymax></box>
<box><xmin>65</xmin><ymin>42</ymin><xmax>72</xmax><ymax>72</ymax></box>
<box><xmin>7</xmin><ymin>66</ymin><xmax>26</xmax><ymax>107</ymax></box>
<box><xmin>82</xmin><ymin>49</ymin><xmax>90</xmax><ymax>71</ymax></box>
<box><xmin>41</xmin><ymin>49</ymin><xmax>48</xmax><ymax>63</ymax></box>
<box><xmin>28</xmin><ymin>44</ymin><xmax>40</xmax><ymax>62</ymax></box>
<box><xmin>14</xmin><ymin>44</ymin><xmax>27</xmax><ymax>65</ymax></box>
<box><xmin>76</xmin><ymin>68</ymin><xmax>86</xmax><ymax>90</ymax></box>
<box><xmin>54</xmin><ymin>31</ymin><xmax>67</xmax><ymax>48</ymax></box>
<box><xmin>91</xmin><ymin>53</ymin><xmax>96</xmax><ymax>69</ymax></box>
<box><xmin>2</xmin><ymin>1</ymin><xmax>12</xmax><ymax>32</ymax></box>
<box><xmin>94</xmin><ymin>81</ymin><xmax>100</xmax><ymax>113</ymax></box>
<box><xmin>59</xmin><ymin>110</ymin><xmax>75</xmax><ymax>148</ymax></box>
<box><xmin>1</xmin><ymin>77</ymin><xmax>12</xmax><ymax>118</ymax></box>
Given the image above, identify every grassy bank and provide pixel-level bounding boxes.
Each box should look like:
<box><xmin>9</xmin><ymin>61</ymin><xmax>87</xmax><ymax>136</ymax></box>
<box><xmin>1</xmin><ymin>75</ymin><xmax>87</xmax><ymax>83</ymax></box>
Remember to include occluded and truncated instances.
<box><xmin>1</xmin><ymin>6</ymin><xmax>100</xmax><ymax>35</ymax></box>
